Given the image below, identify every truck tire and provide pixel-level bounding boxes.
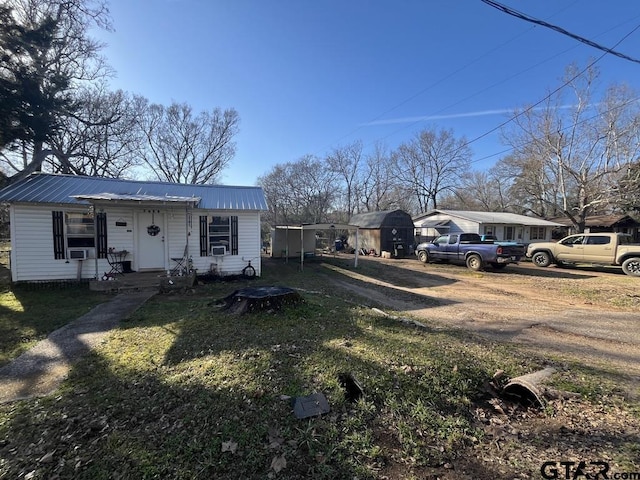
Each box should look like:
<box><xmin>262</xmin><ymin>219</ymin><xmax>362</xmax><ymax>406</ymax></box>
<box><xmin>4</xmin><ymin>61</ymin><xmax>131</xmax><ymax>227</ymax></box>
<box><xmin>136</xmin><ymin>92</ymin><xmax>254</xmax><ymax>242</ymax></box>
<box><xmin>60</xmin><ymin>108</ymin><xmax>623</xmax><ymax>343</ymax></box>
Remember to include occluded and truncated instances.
<box><xmin>417</xmin><ymin>250</ymin><xmax>429</xmax><ymax>264</ymax></box>
<box><xmin>621</xmin><ymin>257</ymin><xmax>640</xmax><ymax>277</ymax></box>
<box><xmin>466</xmin><ymin>254</ymin><xmax>483</xmax><ymax>271</ymax></box>
<box><xmin>532</xmin><ymin>251</ymin><xmax>551</xmax><ymax>267</ymax></box>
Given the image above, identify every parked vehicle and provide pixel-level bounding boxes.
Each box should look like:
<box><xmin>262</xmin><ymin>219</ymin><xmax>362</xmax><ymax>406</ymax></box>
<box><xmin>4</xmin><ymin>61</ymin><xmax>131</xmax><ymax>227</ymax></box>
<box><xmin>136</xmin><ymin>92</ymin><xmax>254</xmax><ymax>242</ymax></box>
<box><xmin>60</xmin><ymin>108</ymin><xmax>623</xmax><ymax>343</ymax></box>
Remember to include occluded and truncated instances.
<box><xmin>479</xmin><ymin>234</ymin><xmax>523</xmax><ymax>247</ymax></box>
<box><xmin>415</xmin><ymin>233</ymin><xmax>525</xmax><ymax>271</ymax></box>
<box><xmin>526</xmin><ymin>232</ymin><xmax>640</xmax><ymax>277</ymax></box>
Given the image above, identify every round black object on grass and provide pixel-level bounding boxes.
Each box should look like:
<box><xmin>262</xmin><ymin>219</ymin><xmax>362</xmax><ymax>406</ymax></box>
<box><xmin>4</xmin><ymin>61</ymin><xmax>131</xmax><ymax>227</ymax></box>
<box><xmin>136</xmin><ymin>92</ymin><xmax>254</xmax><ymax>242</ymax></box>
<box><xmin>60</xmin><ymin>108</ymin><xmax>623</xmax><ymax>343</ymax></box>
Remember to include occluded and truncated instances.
<box><xmin>216</xmin><ymin>286</ymin><xmax>303</xmax><ymax>314</ymax></box>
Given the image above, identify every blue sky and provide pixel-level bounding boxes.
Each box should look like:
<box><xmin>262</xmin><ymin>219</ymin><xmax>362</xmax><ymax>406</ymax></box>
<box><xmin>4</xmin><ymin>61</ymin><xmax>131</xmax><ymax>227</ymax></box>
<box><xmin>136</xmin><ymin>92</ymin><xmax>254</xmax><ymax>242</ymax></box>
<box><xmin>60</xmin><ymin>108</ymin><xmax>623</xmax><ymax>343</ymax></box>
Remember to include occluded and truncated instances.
<box><xmin>95</xmin><ymin>0</ymin><xmax>640</xmax><ymax>186</ymax></box>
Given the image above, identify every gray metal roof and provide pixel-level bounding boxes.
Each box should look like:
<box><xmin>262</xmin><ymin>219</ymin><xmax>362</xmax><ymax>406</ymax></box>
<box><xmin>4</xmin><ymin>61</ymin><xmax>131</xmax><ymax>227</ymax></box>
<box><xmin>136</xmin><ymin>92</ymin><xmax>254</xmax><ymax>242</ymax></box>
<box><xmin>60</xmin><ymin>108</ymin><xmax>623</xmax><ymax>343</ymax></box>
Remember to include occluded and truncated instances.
<box><xmin>349</xmin><ymin>209</ymin><xmax>411</xmax><ymax>228</ymax></box>
<box><xmin>414</xmin><ymin>210</ymin><xmax>562</xmax><ymax>227</ymax></box>
<box><xmin>0</xmin><ymin>173</ymin><xmax>268</xmax><ymax>211</ymax></box>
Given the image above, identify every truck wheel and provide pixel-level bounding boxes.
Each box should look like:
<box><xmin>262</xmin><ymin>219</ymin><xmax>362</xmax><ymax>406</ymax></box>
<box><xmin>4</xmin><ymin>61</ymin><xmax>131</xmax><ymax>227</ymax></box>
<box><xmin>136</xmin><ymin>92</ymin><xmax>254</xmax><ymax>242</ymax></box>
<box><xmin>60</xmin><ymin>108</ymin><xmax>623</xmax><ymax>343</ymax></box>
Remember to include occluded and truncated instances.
<box><xmin>621</xmin><ymin>257</ymin><xmax>640</xmax><ymax>277</ymax></box>
<box><xmin>532</xmin><ymin>251</ymin><xmax>551</xmax><ymax>267</ymax></box>
<box><xmin>418</xmin><ymin>250</ymin><xmax>429</xmax><ymax>264</ymax></box>
<box><xmin>466</xmin><ymin>254</ymin><xmax>483</xmax><ymax>271</ymax></box>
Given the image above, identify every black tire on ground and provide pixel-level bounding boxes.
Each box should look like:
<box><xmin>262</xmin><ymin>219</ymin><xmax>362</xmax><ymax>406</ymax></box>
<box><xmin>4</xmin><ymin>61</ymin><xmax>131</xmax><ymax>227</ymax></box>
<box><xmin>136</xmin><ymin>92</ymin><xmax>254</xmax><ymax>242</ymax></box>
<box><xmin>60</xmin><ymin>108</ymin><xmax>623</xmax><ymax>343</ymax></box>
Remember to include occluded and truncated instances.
<box><xmin>621</xmin><ymin>257</ymin><xmax>640</xmax><ymax>277</ymax></box>
<box><xmin>418</xmin><ymin>250</ymin><xmax>429</xmax><ymax>264</ymax></box>
<box><xmin>532</xmin><ymin>251</ymin><xmax>552</xmax><ymax>267</ymax></box>
<box><xmin>242</xmin><ymin>265</ymin><xmax>256</xmax><ymax>278</ymax></box>
<box><xmin>466</xmin><ymin>254</ymin><xmax>483</xmax><ymax>271</ymax></box>
<box><xmin>490</xmin><ymin>263</ymin><xmax>507</xmax><ymax>269</ymax></box>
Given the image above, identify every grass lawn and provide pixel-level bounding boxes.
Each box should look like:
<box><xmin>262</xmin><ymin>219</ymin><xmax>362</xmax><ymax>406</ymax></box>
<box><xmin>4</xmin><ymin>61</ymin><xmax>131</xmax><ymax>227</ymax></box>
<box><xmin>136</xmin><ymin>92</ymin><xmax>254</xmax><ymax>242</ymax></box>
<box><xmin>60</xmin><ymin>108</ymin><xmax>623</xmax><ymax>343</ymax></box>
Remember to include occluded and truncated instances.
<box><xmin>0</xmin><ymin>258</ymin><xmax>638</xmax><ymax>479</ymax></box>
<box><xmin>0</xmin><ymin>284</ymin><xmax>111</xmax><ymax>366</ymax></box>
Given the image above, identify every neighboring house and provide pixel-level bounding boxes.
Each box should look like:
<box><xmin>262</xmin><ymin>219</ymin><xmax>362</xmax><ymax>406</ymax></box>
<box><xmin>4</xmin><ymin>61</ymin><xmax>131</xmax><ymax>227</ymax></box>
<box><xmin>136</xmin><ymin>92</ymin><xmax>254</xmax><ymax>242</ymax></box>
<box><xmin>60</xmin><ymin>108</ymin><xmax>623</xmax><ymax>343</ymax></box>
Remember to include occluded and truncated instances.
<box><xmin>414</xmin><ymin>210</ymin><xmax>562</xmax><ymax>245</ymax></box>
<box><xmin>548</xmin><ymin>214</ymin><xmax>640</xmax><ymax>242</ymax></box>
<box><xmin>348</xmin><ymin>209</ymin><xmax>415</xmax><ymax>256</ymax></box>
<box><xmin>0</xmin><ymin>173</ymin><xmax>268</xmax><ymax>282</ymax></box>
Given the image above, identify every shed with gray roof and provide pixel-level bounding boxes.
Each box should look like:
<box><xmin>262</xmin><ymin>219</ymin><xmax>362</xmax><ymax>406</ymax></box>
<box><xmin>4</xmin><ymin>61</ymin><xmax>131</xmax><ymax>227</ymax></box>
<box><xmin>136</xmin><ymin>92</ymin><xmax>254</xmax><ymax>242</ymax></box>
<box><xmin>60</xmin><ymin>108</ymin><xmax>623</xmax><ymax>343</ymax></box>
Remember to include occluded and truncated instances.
<box><xmin>348</xmin><ymin>209</ymin><xmax>415</xmax><ymax>257</ymax></box>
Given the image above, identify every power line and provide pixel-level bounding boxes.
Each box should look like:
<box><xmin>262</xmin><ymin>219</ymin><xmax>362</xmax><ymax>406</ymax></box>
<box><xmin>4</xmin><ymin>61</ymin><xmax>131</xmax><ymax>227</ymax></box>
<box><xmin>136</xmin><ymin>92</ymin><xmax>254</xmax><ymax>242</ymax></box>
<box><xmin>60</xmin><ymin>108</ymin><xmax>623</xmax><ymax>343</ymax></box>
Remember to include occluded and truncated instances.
<box><xmin>481</xmin><ymin>0</ymin><xmax>640</xmax><ymax>64</ymax></box>
<box><xmin>456</xmin><ymin>22</ymin><xmax>640</xmax><ymax>162</ymax></box>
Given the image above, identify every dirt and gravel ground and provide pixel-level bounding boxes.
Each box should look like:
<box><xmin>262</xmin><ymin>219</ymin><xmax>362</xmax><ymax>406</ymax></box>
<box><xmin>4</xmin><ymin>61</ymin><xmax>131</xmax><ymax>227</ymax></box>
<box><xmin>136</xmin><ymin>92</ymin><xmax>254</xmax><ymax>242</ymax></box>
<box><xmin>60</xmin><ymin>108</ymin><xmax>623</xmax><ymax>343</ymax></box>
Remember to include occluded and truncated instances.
<box><xmin>318</xmin><ymin>254</ymin><xmax>640</xmax><ymax>478</ymax></box>
<box><xmin>326</xmin><ymin>254</ymin><xmax>640</xmax><ymax>381</ymax></box>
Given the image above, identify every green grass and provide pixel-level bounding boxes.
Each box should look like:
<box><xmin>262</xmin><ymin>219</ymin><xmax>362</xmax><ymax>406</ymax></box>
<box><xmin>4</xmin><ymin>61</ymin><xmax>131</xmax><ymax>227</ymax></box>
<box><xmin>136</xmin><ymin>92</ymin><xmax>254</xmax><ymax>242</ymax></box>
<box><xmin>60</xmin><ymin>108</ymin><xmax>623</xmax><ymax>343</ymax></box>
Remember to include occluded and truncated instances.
<box><xmin>0</xmin><ymin>259</ymin><xmax>638</xmax><ymax>479</ymax></box>
<box><xmin>0</xmin><ymin>284</ymin><xmax>111</xmax><ymax>366</ymax></box>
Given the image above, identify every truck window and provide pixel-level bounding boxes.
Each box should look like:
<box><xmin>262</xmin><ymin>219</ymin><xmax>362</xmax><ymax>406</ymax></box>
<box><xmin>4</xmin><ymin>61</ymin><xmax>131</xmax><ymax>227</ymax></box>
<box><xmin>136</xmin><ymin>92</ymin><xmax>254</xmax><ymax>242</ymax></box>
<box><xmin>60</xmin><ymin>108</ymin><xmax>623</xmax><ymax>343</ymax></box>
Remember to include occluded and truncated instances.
<box><xmin>449</xmin><ymin>235</ymin><xmax>458</xmax><ymax>244</ymax></box>
<box><xmin>433</xmin><ymin>236</ymin><xmax>448</xmax><ymax>244</ymax></box>
<box><xmin>561</xmin><ymin>235</ymin><xmax>584</xmax><ymax>245</ymax></box>
<box><xmin>460</xmin><ymin>233</ymin><xmax>481</xmax><ymax>243</ymax></box>
<box><xmin>586</xmin><ymin>236</ymin><xmax>610</xmax><ymax>245</ymax></box>
<box><xmin>619</xmin><ymin>235</ymin><xmax>632</xmax><ymax>245</ymax></box>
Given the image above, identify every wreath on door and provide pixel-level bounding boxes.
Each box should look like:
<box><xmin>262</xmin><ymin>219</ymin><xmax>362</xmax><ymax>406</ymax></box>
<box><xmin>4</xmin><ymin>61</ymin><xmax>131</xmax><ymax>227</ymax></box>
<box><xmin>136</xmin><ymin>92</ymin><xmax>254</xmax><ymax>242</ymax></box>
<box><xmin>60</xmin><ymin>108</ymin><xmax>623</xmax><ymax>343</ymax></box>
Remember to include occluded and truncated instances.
<box><xmin>147</xmin><ymin>210</ymin><xmax>160</xmax><ymax>236</ymax></box>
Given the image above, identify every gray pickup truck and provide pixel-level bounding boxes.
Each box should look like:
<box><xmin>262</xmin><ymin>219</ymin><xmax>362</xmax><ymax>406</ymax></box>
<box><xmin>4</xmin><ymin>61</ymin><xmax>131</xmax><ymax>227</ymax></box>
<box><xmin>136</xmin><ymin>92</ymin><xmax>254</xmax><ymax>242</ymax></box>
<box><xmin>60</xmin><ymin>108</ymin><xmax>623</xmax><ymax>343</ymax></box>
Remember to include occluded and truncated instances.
<box><xmin>415</xmin><ymin>233</ymin><xmax>525</xmax><ymax>271</ymax></box>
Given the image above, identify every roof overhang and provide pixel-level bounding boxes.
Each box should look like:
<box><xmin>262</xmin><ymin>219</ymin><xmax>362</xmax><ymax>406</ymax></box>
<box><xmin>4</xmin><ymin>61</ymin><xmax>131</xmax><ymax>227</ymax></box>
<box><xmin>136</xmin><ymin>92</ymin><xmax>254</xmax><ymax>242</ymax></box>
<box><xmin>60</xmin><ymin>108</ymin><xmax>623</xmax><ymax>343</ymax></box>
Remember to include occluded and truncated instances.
<box><xmin>274</xmin><ymin>223</ymin><xmax>359</xmax><ymax>231</ymax></box>
<box><xmin>418</xmin><ymin>219</ymin><xmax>450</xmax><ymax>228</ymax></box>
<box><xmin>71</xmin><ymin>193</ymin><xmax>201</xmax><ymax>207</ymax></box>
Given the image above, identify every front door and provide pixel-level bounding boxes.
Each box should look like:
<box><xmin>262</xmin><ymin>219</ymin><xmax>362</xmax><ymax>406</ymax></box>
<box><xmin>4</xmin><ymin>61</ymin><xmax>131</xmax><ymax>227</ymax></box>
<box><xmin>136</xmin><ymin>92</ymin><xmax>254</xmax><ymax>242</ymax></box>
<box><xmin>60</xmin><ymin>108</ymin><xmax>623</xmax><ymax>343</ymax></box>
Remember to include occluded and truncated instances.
<box><xmin>137</xmin><ymin>210</ymin><xmax>166</xmax><ymax>270</ymax></box>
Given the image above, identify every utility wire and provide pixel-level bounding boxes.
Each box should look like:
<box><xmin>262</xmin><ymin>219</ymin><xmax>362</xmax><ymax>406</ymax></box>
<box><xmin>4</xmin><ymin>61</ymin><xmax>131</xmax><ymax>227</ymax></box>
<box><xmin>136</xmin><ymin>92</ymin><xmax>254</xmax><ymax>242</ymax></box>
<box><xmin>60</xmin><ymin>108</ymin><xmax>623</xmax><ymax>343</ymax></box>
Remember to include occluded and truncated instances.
<box><xmin>481</xmin><ymin>0</ymin><xmax>640</xmax><ymax>64</ymax></box>
<box><xmin>462</xmin><ymin>23</ymin><xmax>640</xmax><ymax>155</ymax></box>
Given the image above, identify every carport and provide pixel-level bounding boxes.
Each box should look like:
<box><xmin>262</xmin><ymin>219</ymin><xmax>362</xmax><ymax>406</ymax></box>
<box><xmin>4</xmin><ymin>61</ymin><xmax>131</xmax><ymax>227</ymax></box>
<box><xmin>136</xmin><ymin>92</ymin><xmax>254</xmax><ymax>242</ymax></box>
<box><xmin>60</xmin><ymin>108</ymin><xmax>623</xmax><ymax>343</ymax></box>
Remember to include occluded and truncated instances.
<box><xmin>271</xmin><ymin>223</ymin><xmax>360</xmax><ymax>271</ymax></box>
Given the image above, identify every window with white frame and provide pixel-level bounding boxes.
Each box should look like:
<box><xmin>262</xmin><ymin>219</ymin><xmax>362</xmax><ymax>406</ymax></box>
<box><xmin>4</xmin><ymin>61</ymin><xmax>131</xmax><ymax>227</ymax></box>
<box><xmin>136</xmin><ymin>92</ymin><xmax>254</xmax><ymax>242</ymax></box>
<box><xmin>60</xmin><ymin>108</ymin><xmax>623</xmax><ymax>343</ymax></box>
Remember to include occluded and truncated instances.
<box><xmin>530</xmin><ymin>226</ymin><xmax>545</xmax><ymax>240</ymax></box>
<box><xmin>209</xmin><ymin>216</ymin><xmax>231</xmax><ymax>253</ymax></box>
<box><xmin>199</xmin><ymin>215</ymin><xmax>238</xmax><ymax>256</ymax></box>
<box><xmin>52</xmin><ymin>210</ymin><xmax>107</xmax><ymax>259</ymax></box>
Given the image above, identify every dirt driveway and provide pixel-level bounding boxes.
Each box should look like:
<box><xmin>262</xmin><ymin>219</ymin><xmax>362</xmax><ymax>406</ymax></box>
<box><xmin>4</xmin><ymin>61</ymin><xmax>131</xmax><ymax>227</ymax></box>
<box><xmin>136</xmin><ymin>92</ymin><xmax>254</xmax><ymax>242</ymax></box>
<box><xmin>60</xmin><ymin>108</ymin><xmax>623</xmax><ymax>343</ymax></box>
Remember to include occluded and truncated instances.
<box><xmin>321</xmin><ymin>255</ymin><xmax>640</xmax><ymax>386</ymax></box>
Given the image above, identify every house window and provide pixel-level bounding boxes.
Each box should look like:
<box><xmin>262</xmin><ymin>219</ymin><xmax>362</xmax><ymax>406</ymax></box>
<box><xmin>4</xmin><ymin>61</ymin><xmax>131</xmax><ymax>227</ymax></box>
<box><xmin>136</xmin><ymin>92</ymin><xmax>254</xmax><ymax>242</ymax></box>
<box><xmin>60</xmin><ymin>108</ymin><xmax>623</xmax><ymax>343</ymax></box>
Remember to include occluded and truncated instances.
<box><xmin>66</xmin><ymin>212</ymin><xmax>95</xmax><ymax>248</ymax></box>
<box><xmin>209</xmin><ymin>216</ymin><xmax>231</xmax><ymax>253</ymax></box>
<box><xmin>530</xmin><ymin>227</ymin><xmax>546</xmax><ymax>240</ymax></box>
<box><xmin>52</xmin><ymin>211</ymin><xmax>107</xmax><ymax>259</ymax></box>
<box><xmin>504</xmin><ymin>226</ymin><xmax>514</xmax><ymax>240</ymax></box>
<box><xmin>199</xmin><ymin>215</ymin><xmax>238</xmax><ymax>256</ymax></box>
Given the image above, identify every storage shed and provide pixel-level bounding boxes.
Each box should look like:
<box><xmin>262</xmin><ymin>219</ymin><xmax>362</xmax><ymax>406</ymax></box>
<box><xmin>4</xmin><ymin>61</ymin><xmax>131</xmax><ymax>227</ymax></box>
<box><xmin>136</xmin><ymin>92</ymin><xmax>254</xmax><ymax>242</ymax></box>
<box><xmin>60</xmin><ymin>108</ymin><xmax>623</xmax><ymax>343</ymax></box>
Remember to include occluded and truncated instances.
<box><xmin>348</xmin><ymin>209</ymin><xmax>414</xmax><ymax>257</ymax></box>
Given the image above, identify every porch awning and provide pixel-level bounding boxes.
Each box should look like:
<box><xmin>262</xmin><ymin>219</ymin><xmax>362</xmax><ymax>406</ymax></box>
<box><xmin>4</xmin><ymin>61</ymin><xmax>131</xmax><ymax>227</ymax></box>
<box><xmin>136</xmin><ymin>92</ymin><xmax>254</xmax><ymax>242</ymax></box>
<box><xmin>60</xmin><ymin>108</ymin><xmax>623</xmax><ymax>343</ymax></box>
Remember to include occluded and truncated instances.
<box><xmin>419</xmin><ymin>219</ymin><xmax>450</xmax><ymax>228</ymax></box>
<box><xmin>71</xmin><ymin>192</ymin><xmax>201</xmax><ymax>206</ymax></box>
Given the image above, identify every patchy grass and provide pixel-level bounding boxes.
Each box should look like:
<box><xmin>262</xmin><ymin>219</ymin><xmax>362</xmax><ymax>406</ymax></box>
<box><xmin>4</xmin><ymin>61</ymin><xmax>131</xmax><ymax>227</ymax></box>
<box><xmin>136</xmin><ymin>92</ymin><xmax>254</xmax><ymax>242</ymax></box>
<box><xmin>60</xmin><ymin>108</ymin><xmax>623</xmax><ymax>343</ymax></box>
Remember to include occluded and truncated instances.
<box><xmin>0</xmin><ymin>285</ymin><xmax>111</xmax><ymax>366</ymax></box>
<box><xmin>0</xmin><ymin>259</ymin><xmax>638</xmax><ymax>479</ymax></box>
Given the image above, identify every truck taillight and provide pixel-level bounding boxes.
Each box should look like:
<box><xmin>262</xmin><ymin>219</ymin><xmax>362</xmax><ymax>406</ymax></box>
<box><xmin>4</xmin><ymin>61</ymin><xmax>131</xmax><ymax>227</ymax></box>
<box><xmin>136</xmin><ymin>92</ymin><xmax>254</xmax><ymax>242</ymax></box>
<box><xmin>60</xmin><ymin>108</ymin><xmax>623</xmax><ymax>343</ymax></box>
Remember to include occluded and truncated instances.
<box><xmin>496</xmin><ymin>246</ymin><xmax>503</xmax><ymax>255</ymax></box>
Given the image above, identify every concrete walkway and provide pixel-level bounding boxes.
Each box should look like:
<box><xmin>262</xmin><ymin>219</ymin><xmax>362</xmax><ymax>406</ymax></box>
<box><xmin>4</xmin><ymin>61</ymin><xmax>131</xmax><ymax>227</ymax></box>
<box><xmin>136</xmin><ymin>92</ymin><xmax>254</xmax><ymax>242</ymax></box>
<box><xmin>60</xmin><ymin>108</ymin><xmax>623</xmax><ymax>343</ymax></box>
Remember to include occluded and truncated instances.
<box><xmin>0</xmin><ymin>290</ymin><xmax>156</xmax><ymax>403</ymax></box>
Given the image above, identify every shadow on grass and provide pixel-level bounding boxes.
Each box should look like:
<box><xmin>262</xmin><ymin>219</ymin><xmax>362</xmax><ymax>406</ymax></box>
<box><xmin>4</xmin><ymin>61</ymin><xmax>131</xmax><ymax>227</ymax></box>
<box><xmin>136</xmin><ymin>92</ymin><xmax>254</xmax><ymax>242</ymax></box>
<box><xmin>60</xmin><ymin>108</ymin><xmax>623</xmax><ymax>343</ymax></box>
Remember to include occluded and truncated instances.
<box><xmin>0</xmin><ymin>283</ymin><xmax>111</xmax><ymax>367</ymax></box>
<box><xmin>2</xmin><ymin>258</ymin><xmax>639</xmax><ymax>479</ymax></box>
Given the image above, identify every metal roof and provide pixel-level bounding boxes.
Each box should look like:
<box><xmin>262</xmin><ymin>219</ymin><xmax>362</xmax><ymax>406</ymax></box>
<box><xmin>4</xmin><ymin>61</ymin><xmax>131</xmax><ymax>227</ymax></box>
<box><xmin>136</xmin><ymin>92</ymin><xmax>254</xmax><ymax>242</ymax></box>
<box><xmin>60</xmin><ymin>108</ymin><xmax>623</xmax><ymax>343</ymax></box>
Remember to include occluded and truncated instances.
<box><xmin>414</xmin><ymin>210</ymin><xmax>563</xmax><ymax>227</ymax></box>
<box><xmin>0</xmin><ymin>173</ymin><xmax>268</xmax><ymax>211</ymax></box>
<box><xmin>349</xmin><ymin>209</ymin><xmax>411</xmax><ymax>228</ymax></box>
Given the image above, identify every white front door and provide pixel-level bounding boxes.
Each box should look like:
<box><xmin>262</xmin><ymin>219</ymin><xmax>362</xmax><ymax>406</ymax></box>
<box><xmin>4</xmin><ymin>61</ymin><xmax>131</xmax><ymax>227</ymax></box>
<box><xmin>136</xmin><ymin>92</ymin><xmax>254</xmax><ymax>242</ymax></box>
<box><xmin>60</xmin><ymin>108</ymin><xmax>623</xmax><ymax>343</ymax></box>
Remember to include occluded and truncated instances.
<box><xmin>137</xmin><ymin>210</ymin><xmax>166</xmax><ymax>270</ymax></box>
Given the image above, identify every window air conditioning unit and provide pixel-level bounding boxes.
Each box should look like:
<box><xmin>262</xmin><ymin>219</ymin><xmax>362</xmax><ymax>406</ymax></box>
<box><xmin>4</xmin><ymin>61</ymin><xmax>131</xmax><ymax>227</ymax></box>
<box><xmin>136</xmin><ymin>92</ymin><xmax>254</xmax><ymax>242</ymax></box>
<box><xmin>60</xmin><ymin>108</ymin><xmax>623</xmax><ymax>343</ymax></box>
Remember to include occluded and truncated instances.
<box><xmin>68</xmin><ymin>248</ymin><xmax>89</xmax><ymax>260</ymax></box>
<box><xmin>210</xmin><ymin>245</ymin><xmax>227</xmax><ymax>256</ymax></box>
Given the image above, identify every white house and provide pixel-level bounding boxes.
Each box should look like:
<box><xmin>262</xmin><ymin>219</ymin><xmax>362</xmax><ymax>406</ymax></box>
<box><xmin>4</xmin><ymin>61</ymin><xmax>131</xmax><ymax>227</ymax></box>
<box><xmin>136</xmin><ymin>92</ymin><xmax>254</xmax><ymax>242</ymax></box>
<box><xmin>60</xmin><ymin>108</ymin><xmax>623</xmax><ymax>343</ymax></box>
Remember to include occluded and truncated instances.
<box><xmin>0</xmin><ymin>173</ymin><xmax>268</xmax><ymax>282</ymax></box>
<box><xmin>413</xmin><ymin>210</ymin><xmax>562</xmax><ymax>244</ymax></box>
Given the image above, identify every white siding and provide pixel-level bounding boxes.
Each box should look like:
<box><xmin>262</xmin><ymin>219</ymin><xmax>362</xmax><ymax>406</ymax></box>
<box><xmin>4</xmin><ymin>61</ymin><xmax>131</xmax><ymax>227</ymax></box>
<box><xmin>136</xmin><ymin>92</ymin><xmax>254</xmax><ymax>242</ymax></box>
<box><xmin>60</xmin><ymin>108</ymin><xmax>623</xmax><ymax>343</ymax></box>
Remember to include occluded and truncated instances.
<box><xmin>191</xmin><ymin>212</ymin><xmax>262</xmax><ymax>276</ymax></box>
<box><xmin>10</xmin><ymin>204</ymin><xmax>110</xmax><ymax>281</ymax></box>
<box><xmin>8</xmin><ymin>204</ymin><xmax>263</xmax><ymax>281</ymax></box>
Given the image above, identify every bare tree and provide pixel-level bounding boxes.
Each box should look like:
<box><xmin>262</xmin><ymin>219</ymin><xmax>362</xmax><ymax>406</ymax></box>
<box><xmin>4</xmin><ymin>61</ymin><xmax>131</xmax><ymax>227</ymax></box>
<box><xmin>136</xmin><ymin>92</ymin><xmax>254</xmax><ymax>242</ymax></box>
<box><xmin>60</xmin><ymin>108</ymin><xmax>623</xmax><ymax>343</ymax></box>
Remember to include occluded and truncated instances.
<box><xmin>136</xmin><ymin>101</ymin><xmax>239</xmax><ymax>184</ymax></box>
<box><xmin>502</xmin><ymin>63</ymin><xmax>640</xmax><ymax>230</ymax></box>
<box><xmin>357</xmin><ymin>143</ymin><xmax>399</xmax><ymax>213</ymax></box>
<box><xmin>326</xmin><ymin>141</ymin><xmax>363</xmax><ymax>221</ymax></box>
<box><xmin>446</xmin><ymin>169</ymin><xmax>512</xmax><ymax>211</ymax></box>
<box><xmin>392</xmin><ymin>127</ymin><xmax>472</xmax><ymax>213</ymax></box>
<box><xmin>42</xmin><ymin>84</ymin><xmax>142</xmax><ymax>177</ymax></box>
<box><xmin>258</xmin><ymin>155</ymin><xmax>338</xmax><ymax>226</ymax></box>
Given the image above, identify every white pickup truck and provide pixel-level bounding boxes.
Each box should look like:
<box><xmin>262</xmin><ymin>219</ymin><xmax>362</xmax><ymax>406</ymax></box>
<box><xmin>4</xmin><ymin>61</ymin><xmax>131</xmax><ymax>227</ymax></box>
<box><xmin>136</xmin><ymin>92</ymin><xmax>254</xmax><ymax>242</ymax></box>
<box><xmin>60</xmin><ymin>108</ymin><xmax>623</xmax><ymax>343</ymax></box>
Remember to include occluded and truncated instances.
<box><xmin>526</xmin><ymin>232</ymin><xmax>640</xmax><ymax>277</ymax></box>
